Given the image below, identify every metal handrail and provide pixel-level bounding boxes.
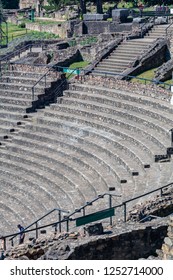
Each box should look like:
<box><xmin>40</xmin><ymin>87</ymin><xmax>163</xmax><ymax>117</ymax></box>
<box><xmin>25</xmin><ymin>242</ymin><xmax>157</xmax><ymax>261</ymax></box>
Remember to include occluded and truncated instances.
<box><xmin>87</xmin><ymin>69</ymin><xmax>172</xmax><ymax>90</ymax></box>
<box><xmin>8</xmin><ymin>207</ymin><xmax>69</xmax><ymax>246</ymax></box>
<box><xmin>166</xmin><ymin>20</ymin><xmax>173</xmax><ymax>36</ymax></box>
<box><xmin>31</xmin><ymin>68</ymin><xmax>52</xmax><ymax>100</ymax></box>
<box><xmin>0</xmin><ymin>181</ymin><xmax>172</xmax><ymax>250</ymax></box>
<box><xmin>0</xmin><ymin>43</ymin><xmax>33</xmax><ymax>62</ymax></box>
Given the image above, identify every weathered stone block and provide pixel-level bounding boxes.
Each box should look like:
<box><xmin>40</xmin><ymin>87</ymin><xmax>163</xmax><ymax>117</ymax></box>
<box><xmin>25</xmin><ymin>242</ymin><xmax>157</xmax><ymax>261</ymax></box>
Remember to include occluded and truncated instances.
<box><xmin>164</xmin><ymin>237</ymin><xmax>173</xmax><ymax>247</ymax></box>
<box><xmin>83</xmin><ymin>14</ymin><xmax>107</xmax><ymax>21</ymax></box>
<box><xmin>112</xmin><ymin>9</ymin><xmax>129</xmax><ymax>23</ymax></box>
<box><xmin>162</xmin><ymin>243</ymin><xmax>170</xmax><ymax>254</ymax></box>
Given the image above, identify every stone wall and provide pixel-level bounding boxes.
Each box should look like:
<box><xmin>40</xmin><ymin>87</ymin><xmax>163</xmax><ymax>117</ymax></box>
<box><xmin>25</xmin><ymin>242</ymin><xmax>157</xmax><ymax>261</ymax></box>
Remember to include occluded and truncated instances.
<box><xmin>122</xmin><ymin>38</ymin><xmax>168</xmax><ymax>78</ymax></box>
<box><xmin>25</xmin><ymin>22</ymin><xmax>67</xmax><ymax>38</ymax></box>
<box><xmin>80</xmin><ymin>75</ymin><xmax>172</xmax><ymax>102</ymax></box>
<box><xmin>82</xmin><ymin>21</ymin><xmax>132</xmax><ymax>35</ymax></box>
<box><xmin>154</xmin><ymin>58</ymin><xmax>173</xmax><ymax>82</ymax></box>
<box><xmin>162</xmin><ymin>215</ymin><xmax>173</xmax><ymax>259</ymax></box>
<box><xmin>4</xmin><ymin>218</ymin><xmax>169</xmax><ymax>260</ymax></box>
<box><xmin>19</xmin><ymin>0</ymin><xmax>48</xmax><ymax>10</ymax></box>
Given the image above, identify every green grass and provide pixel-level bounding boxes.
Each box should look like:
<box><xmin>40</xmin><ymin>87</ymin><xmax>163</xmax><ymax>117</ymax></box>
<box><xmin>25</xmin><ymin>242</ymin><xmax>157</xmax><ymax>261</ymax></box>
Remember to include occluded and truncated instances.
<box><xmin>69</xmin><ymin>61</ymin><xmax>89</xmax><ymax>69</ymax></box>
<box><xmin>131</xmin><ymin>67</ymin><xmax>173</xmax><ymax>89</ymax></box>
<box><xmin>131</xmin><ymin>68</ymin><xmax>157</xmax><ymax>84</ymax></box>
<box><xmin>2</xmin><ymin>22</ymin><xmax>60</xmax><ymax>44</ymax></box>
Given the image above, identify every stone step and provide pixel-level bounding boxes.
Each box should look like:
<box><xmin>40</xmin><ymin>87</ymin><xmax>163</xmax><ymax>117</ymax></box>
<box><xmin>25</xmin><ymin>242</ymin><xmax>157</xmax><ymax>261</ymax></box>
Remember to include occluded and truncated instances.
<box><xmin>65</xmin><ymin>88</ymin><xmax>173</xmax><ymax>128</ymax></box>
<box><xmin>0</xmin><ymin>103</ymin><xmax>28</xmax><ymax>113</ymax></box>
<box><xmin>40</xmin><ymin>113</ymin><xmax>162</xmax><ymax>165</ymax></box>
<box><xmin>70</xmin><ymin>83</ymin><xmax>173</xmax><ymax>115</ymax></box>
<box><xmin>44</xmin><ymin>102</ymin><xmax>168</xmax><ymax>154</ymax></box>
<box><xmin>0</xmin><ymin>82</ymin><xmax>45</xmax><ymax>94</ymax></box>
<box><xmin>105</xmin><ymin>55</ymin><xmax>136</xmax><ymax>61</ymax></box>
<box><xmin>0</xmin><ymin>168</ymin><xmax>71</xmax><ymax>235</ymax></box>
<box><xmin>0</xmin><ymin>155</ymin><xmax>81</xmax><ymax>210</ymax></box>
<box><xmin>17</xmin><ymin>134</ymin><xmax>112</xmax><ymax>190</ymax></box>
<box><xmin>94</xmin><ymin>66</ymin><xmax>125</xmax><ymax>71</ymax></box>
<box><xmin>0</xmin><ymin>95</ymin><xmax>32</xmax><ymax>106</ymax></box>
<box><xmin>22</xmin><ymin>115</ymin><xmax>164</xmax><ymax>200</ymax></box>
<box><xmin>20</xmin><ymin>120</ymin><xmax>132</xmax><ymax>180</ymax></box>
<box><xmin>92</xmin><ymin>69</ymin><xmax>125</xmax><ymax>75</ymax></box>
<box><xmin>26</xmin><ymin>119</ymin><xmax>145</xmax><ymax>173</ymax></box>
<box><xmin>111</xmin><ymin>49</ymin><xmax>145</xmax><ymax>55</ymax></box>
<box><xmin>7</xmin><ymin>138</ymin><xmax>115</xmax><ymax>195</ymax></box>
<box><xmin>0</xmin><ymin>110</ymin><xmax>27</xmax><ymax>120</ymax></box>
<box><xmin>117</xmin><ymin>45</ymin><xmax>147</xmax><ymax>50</ymax></box>
<box><xmin>4</xmin><ymin>70</ymin><xmax>46</xmax><ymax>79</ymax></box>
<box><xmin>0</xmin><ymin>88</ymin><xmax>38</xmax><ymax>99</ymax></box>
<box><xmin>95</xmin><ymin>64</ymin><xmax>128</xmax><ymax>70</ymax></box>
<box><xmin>99</xmin><ymin>60</ymin><xmax>130</xmax><ymax>66</ymax></box>
<box><xmin>123</xmin><ymin>40</ymin><xmax>152</xmax><ymax>45</ymax></box>
<box><xmin>0</xmin><ymin>76</ymin><xmax>53</xmax><ymax>87</ymax></box>
<box><xmin>13</xmin><ymin>128</ymin><xmax>124</xmax><ymax>192</ymax></box>
<box><xmin>0</xmin><ymin>146</ymin><xmax>98</xmax><ymax>201</ymax></box>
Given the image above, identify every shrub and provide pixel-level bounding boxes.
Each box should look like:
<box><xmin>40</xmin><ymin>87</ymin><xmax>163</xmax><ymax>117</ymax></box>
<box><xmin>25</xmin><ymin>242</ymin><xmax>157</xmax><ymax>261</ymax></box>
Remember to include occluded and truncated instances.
<box><xmin>18</xmin><ymin>22</ymin><xmax>26</xmax><ymax>28</ymax></box>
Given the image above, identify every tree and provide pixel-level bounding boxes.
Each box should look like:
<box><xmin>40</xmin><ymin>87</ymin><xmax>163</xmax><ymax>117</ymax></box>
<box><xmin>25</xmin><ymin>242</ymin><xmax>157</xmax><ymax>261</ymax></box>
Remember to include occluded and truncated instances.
<box><xmin>1</xmin><ymin>0</ymin><xmax>19</xmax><ymax>9</ymax></box>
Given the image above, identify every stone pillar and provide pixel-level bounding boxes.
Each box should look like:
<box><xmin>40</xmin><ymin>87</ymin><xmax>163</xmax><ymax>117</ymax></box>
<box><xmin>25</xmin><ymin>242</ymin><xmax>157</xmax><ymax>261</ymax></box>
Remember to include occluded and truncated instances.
<box><xmin>162</xmin><ymin>215</ymin><xmax>173</xmax><ymax>260</ymax></box>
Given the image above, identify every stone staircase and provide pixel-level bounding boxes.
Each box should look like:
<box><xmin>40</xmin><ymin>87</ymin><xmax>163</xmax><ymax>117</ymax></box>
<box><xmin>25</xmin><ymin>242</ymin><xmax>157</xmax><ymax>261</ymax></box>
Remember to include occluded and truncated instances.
<box><xmin>92</xmin><ymin>38</ymin><xmax>153</xmax><ymax>76</ymax></box>
<box><xmin>0</xmin><ymin>68</ymin><xmax>58</xmax><ymax>141</ymax></box>
<box><xmin>92</xmin><ymin>24</ymin><xmax>173</xmax><ymax>77</ymax></box>
<box><xmin>146</xmin><ymin>24</ymin><xmax>170</xmax><ymax>40</ymax></box>
<box><xmin>0</xmin><ymin>80</ymin><xmax>172</xmax><ymax>236</ymax></box>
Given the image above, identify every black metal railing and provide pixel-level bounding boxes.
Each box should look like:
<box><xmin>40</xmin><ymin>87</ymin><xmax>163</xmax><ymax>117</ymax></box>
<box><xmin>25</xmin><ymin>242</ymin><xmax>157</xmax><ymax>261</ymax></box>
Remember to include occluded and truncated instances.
<box><xmin>9</xmin><ymin>207</ymin><xmax>69</xmax><ymax>247</ymax></box>
<box><xmin>0</xmin><ymin>43</ymin><xmax>45</xmax><ymax>78</ymax></box>
<box><xmin>166</xmin><ymin>20</ymin><xmax>173</xmax><ymax>36</ymax></box>
<box><xmin>0</xmin><ymin>181</ymin><xmax>172</xmax><ymax>252</ymax></box>
<box><xmin>31</xmin><ymin>67</ymin><xmax>53</xmax><ymax>101</ymax></box>
<box><xmin>86</xmin><ymin>69</ymin><xmax>172</xmax><ymax>90</ymax></box>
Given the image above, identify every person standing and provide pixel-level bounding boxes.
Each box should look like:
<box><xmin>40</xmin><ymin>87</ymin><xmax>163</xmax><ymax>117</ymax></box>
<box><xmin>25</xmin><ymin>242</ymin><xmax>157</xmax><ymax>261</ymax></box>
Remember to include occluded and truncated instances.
<box><xmin>17</xmin><ymin>224</ymin><xmax>25</xmax><ymax>245</ymax></box>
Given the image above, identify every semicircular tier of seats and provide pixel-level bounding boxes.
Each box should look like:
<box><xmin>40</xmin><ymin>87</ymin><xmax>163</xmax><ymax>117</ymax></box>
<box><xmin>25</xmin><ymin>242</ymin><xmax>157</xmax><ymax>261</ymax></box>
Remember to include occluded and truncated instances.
<box><xmin>0</xmin><ymin>80</ymin><xmax>173</xmax><ymax>236</ymax></box>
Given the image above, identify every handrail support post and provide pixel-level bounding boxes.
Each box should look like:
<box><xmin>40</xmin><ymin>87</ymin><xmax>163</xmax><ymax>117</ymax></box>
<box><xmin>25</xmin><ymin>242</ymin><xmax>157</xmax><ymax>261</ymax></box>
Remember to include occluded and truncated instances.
<box><xmin>58</xmin><ymin>210</ymin><xmax>61</xmax><ymax>233</ymax></box>
<box><xmin>35</xmin><ymin>222</ymin><xmax>38</xmax><ymax>239</ymax></box>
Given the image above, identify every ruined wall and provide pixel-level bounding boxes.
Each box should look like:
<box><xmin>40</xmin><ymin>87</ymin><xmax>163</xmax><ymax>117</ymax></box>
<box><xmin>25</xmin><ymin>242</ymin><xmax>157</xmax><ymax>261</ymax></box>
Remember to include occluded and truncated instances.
<box><xmin>82</xmin><ymin>21</ymin><xmax>132</xmax><ymax>35</ymax></box>
<box><xmin>122</xmin><ymin>39</ymin><xmax>168</xmax><ymax>79</ymax></box>
<box><xmin>19</xmin><ymin>0</ymin><xmax>48</xmax><ymax>10</ymax></box>
<box><xmin>25</xmin><ymin>22</ymin><xmax>67</xmax><ymax>38</ymax></box>
<box><xmin>5</xmin><ymin>218</ymin><xmax>169</xmax><ymax>260</ymax></box>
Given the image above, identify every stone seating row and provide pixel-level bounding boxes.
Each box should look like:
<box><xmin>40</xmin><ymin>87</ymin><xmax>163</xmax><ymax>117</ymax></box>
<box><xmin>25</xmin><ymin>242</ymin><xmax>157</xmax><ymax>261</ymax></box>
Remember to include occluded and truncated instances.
<box><xmin>0</xmin><ymin>80</ymin><xmax>173</xmax><ymax>236</ymax></box>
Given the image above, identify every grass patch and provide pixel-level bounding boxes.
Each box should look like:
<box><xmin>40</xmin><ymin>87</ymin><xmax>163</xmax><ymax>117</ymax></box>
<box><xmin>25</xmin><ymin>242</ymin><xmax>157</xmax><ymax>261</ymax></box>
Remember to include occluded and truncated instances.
<box><xmin>131</xmin><ymin>68</ymin><xmax>157</xmax><ymax>84</ymax></box>
<box><xmin>2</xmin><ymin>22</ymin><xmax>59</xmax><ymax>43</ymax></box>
<box><xmin>69</xmin><ymin>61</ymin><xmax>89</xmax><ymax>69</ymax></box>
<box><xmin>131</xmin><ymin>67</ymin><xmax>173</xmax><ymax>89</ymax></box>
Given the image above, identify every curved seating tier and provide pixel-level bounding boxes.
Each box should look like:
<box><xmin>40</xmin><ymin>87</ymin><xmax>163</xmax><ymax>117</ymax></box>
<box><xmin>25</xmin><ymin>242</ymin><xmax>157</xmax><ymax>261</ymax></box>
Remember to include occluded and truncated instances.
<box><xmin>0</xmin><ymin>81</ymin><xmax>173</xmax><ymax>236</ymax></box>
